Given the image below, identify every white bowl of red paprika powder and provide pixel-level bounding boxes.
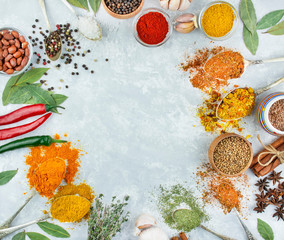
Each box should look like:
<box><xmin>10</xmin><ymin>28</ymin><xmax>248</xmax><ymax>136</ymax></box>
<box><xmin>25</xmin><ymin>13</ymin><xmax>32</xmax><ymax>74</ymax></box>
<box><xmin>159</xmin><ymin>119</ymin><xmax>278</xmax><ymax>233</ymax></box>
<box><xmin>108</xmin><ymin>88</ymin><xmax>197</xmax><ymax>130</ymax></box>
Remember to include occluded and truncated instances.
<box><xmin>133</xmin><ymin>8</ymin><xmax>172</xmax><ymax>47</ymax></box>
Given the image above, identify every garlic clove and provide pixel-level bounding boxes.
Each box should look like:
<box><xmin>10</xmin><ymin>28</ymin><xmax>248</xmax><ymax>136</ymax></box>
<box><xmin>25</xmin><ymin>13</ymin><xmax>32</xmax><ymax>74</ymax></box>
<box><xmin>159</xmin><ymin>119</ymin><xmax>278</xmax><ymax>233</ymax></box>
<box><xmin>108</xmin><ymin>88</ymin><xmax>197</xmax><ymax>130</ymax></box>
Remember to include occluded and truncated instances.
<box><xmin>175</xmin><ymin>13</ymin><xmax>196</xmax><ymax>24</ymax></box>
<box><xmin>135</xmin><ymin>214</ymin><xmax>157</xmax><ymax>236</ymax></box>
<box><xmin>174</xmin><ymin>22</ymin><xmax>196</xmax><ymax>34</ymax></box>
<box><xmin>178</xmin><ymin>0</ymin><xmax>191</xmax><ymax>11</ymax></box>
<box><xmin>160</xmin><ymin>0</ymin><xmax>169</xmax><ymax>10</ymax></box>
<box><xmin>139</xmin><ymin>226</ymin><xmax>169</xmax><ymax>240</ymax></box>
<box><xmin>169</xmin><ymin>0</ymin><xmax>181</xmax><ymax>11</ymax></box>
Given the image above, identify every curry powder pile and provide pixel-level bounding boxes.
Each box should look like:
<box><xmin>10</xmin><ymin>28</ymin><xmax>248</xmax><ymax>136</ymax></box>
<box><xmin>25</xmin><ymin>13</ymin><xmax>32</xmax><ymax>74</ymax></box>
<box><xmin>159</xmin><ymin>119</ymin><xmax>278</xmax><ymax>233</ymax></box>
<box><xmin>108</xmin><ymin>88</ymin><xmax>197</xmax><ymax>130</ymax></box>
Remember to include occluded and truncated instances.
<box><xmin>26</xmin><ymin>140</ymin><xmax>83</xmax><ymax>198</ymax></box>
<box><xmin>202</xmin><ymin>3</ymin><xmax>235</xmax><ymax>38</ymax></box>
<box><xmin>51</xmin><ymin>182</ymin><xmax>95</xmax><ymax>222</ymax></box>
<box><xmin>196</xmin><ymin>164</ymin><xmax>249</xmax><ymax>214</ymax></box>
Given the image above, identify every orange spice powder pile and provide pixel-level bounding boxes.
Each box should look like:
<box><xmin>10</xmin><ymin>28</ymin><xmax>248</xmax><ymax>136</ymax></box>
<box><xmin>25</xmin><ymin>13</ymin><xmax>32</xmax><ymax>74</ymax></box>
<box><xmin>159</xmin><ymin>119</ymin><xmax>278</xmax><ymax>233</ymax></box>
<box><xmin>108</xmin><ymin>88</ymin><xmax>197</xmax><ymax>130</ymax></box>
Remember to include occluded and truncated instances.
<box><xmin>196</xmin><ymin>163</ymin><xmax>249</xmax><ymax>214</ymax></box>
<box><xmin>26</xmin><ymin>136</ymin><xmax>83</xmax><ymax>198</ymax></box>
<box><xmin>181</xmin><ymin>47</ymin><xmax>244</xmax><ymax>93</ymax></box>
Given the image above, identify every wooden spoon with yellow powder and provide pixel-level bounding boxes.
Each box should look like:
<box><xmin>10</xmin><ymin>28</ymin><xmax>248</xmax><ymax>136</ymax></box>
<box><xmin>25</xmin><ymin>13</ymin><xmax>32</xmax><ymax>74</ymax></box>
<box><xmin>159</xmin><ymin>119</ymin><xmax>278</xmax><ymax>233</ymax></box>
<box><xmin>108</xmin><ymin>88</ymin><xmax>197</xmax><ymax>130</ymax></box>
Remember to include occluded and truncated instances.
<box><xmin>0</xmin><ymin>195</ymin><xmax>91</xmax><ymax>238</ymax></box>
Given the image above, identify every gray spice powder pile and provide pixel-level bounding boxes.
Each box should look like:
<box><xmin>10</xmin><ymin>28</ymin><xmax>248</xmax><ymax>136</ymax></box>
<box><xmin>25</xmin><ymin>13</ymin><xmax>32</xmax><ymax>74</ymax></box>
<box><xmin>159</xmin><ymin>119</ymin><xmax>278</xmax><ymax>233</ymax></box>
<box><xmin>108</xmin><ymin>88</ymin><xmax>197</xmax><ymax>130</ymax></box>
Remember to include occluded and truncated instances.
<box><xmin>213</xmin><ymin>136</ymin><xmax>251</xmax><ymax>175</ymax></box>
<box><xmin>268</xmin><ymin>99</ymin><xmax>284</xmax><ymax>131</ymax></box>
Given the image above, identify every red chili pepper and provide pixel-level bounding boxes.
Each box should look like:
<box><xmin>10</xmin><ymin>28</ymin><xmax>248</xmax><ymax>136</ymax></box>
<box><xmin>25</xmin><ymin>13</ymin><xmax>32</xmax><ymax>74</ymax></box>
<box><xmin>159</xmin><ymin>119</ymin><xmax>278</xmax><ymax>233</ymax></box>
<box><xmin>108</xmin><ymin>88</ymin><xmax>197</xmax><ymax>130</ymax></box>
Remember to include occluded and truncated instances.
<box><xmin>0</xmin><ymin>113</ymin><xmax>52</xmax><ymax>140</ymax></box>
<box><xmin>0</xmin><ymin>104</ymin><xmax>62</xmax><ymax>126</ymax></box>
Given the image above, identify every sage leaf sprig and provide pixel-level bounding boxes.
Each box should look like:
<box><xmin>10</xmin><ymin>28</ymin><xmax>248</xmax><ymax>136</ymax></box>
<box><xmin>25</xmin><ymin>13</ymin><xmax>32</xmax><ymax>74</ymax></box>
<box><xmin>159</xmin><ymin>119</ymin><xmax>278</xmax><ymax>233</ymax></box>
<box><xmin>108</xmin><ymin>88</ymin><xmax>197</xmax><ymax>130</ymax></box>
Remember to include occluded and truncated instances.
<box><xmin>67</xmin><ymin>0</ymin><xmax>89</xmax><ymax>10</ymax></box>
<box><xmin>266</xmin><ymin>20</ymin><xmax>284</xmax><ymax>35</ymax></box>
<box><xmin>0</xmin><ymin>169</ymin><xmax>18</xmax><ymax>185</ymax></box>
<box><xmin>67</xmin><ymin>0</ymin><xmax>101</xmax><ymax>15</ymax></box>
<box><xmin>12</xmin><ymin>231</ymin><xmax>26</xmax><ymax>240</ymax></box>
<box><xmin>257</xmin><ymin>10</ymin><xmax>284</xmax><ymax>30</ymax></box>
<box><xmin>2</xmin><ymin>68</ymin><xmax>68</xmax><ymax>111</ymax></box>
<box><xmin>37</xmin><ymin>222</ymin><xmax>70</xmax><ymax>238</ymax></box>
<box><xmin>26</xmin><ymin>232</ymin><xmax>50</xmax><ymax>240</ymax></box>
<box><xmin>257</xmin><ymin>218</ymin><xmax>274</xmax><ymax>240</ymax></box>
<box><xmin>240</xmin><ymin>0</ymin><xmax>258</xmax><ymax>55</ymax></box>
<box><xmin>88</xmin><ymin>194</ymin><xmax>130</xmax><ymax>240</ymax></box>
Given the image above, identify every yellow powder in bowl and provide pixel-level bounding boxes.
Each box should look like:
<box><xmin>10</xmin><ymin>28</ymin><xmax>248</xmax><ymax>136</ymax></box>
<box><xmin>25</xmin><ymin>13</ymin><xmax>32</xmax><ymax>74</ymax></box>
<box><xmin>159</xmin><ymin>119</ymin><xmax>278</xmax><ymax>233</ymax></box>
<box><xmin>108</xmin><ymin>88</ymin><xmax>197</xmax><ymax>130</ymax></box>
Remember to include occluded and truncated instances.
<box><xmin>202</xmin><ymin>3</ymin><xmax>235</xmax><ymax>38</ymax></box>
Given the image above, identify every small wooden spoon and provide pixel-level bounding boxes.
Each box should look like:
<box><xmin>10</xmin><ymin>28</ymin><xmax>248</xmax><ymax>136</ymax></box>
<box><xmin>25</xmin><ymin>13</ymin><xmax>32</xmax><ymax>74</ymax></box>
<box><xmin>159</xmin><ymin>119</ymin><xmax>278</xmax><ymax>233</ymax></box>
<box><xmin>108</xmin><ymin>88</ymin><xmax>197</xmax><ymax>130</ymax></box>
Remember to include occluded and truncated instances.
<box><xmin>0</xmin><ymin>195</ymin><xmax>91</xmax><ymax>238</ymax></box>
<box><xmin>204</xmin><ymin>51</ymin><xmax>284</xmax><ymax>80</ymax></box>
<box><xmin>38</xmin><ymin>0</ymin><xmax>62</xmax><ymax>61</ymax></box>
<box><xmin>216</xmin><ymin>77</ymin><xmax>284</xmax><ymax>121</ymax></box>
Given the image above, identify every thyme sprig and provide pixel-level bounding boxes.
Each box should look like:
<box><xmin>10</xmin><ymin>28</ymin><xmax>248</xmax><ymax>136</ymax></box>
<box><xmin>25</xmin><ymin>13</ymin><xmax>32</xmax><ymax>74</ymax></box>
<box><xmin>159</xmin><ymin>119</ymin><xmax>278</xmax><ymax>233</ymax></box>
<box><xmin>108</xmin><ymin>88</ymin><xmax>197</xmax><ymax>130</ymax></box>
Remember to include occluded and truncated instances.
<box><xmin>88</xmin><ymin>194</ymin><xmax>130</xmax><ymax>240</ymax></box>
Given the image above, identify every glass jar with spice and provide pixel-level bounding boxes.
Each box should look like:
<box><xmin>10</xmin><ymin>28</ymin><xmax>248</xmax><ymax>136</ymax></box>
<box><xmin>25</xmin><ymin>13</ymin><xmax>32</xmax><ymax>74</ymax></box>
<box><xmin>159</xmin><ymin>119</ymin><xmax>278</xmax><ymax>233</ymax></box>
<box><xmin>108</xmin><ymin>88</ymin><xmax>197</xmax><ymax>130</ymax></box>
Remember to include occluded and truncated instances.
<box><xmin>198</xmin><ymin>1</ymin><xmax>239</xmax><ymax>40</ymax></box>
<box><xmin>133</xmin><ymin>8</ymin><xmax>173</xmax><ymax>47</ymax></box>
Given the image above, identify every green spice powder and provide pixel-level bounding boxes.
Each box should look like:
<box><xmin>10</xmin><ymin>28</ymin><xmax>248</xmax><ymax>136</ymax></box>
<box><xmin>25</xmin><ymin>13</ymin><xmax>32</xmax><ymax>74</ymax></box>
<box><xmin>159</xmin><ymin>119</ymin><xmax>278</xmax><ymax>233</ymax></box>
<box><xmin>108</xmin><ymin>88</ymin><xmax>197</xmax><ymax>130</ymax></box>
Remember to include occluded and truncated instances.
<box><xmin>156</xmin><ymin>184</ymin><xmax>208</xmax><ymax>232</ymax></box>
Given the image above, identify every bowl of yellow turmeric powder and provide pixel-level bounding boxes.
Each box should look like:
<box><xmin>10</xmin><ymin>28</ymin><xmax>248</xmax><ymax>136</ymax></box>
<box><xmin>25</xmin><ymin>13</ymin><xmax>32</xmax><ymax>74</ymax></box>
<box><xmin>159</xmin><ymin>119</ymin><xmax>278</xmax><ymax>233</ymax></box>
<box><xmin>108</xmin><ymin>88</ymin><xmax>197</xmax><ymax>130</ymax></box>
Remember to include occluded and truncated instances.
<box><xmin>198</xmin><ymin>1</ymin><xmax>239</xmax><ymax>40</ymax></box>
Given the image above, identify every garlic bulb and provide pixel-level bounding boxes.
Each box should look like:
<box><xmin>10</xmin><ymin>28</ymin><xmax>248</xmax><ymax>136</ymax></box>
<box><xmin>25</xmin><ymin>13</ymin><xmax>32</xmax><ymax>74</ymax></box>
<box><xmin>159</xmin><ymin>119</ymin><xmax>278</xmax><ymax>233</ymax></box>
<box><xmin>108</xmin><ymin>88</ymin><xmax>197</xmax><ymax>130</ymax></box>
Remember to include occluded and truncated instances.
<box><xmin>160</xmin><ymin>0</ymin><xmax>192</xmax><ymax>11</ymax></box>
<box><xmin>174</xmin><ymin>13</ymin><xmax>198</xmax><ymax>34</ymax></box>
<box><xmin>134</xmin><ymin>214</ymin><xmax>157</xmax><ymax>236</ymax></box>
<box><xmin>139</xmin><ymin>226</ymin><xmax>169</xmax><ymax>240</ymax></box>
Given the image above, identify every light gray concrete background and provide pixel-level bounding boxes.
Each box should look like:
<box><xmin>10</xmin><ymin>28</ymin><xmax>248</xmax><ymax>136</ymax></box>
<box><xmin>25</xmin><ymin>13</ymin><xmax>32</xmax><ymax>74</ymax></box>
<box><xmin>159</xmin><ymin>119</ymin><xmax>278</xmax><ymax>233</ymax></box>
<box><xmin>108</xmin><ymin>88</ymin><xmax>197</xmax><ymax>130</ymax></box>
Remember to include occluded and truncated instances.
<box><xmin>0</xmin><ymin>0</ymin><xmax>283</xmax><ymax>239</ymax></box>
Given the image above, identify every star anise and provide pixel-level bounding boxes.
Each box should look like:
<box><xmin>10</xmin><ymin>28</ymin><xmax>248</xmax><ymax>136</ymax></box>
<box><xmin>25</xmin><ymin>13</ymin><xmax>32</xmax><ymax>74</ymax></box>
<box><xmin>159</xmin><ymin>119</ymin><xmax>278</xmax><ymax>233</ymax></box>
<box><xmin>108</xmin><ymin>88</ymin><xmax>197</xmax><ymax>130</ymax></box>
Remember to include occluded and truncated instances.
<box><xmin>273</xmin><ymin>205</ymin><xmax>284</xmax><ymax>221</ymax></box>
<box><xmin>268</xmin><ymin>196</ymin><xmax>281</xmax><ymax>207</ymax></box>
<box><xmin>255</xmin><ymin>191</ymin><xmax>269</xmax><ymax>203</ymax></box>
<box><xmin>278</xmin><ymin>182</ymin><xmax>284</xmax><ymax>192</ymax></box>
<box><xmin>268</xmin><ymin>171</ymin><xmax>283</xmax><ymax>185</ymax></box>
<box><xmin>253</xmin><ymin>201</ymin><xmax>268</xmax><ymax>213</ymax></box>
<box><xmin>267</xmin><ymin>188</ymin><xmax>280</xmax><ymax>198</ymax></box>
<box><xmin>255</xmin><ymin>177</ymin><xmax>269</xmax><ymax>192</ymax></box>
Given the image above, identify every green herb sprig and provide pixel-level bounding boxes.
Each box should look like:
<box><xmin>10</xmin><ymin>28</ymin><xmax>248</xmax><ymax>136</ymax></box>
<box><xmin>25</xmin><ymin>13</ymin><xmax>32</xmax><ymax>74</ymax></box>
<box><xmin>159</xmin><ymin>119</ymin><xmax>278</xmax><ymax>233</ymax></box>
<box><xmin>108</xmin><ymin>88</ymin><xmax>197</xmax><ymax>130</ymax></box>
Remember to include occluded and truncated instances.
<box><xmin>67</xmin><ymin>0</ymin><xmax>101</xmax><ymax>15</ymax></box>
<box><xmin>88</xmin><ymin>194</ymin><xmax>130</xmax><ymax>240</ymax></box>
<box><xmin>0</xmin><ymin>169</ymin><xmax>18</xmax><ymax>185</ymax></box>
<box><xmin>240</xmin><ymin>0</ymin><xmax>284</xmax><ymax>55</ymax></box>
<box><xmin>2</xmin><ymin>68</ymin><xmax>67</xmax><ymax>112</ymax></box>
<box><xmin>257</xmin><ymin>218</ymin><xmax>274</xmax><ymax>240</ymax></box>
<box><xmin>12</xmin><ymin>222</ymin><xmax>70</xmax><ymax>240</ymax></box>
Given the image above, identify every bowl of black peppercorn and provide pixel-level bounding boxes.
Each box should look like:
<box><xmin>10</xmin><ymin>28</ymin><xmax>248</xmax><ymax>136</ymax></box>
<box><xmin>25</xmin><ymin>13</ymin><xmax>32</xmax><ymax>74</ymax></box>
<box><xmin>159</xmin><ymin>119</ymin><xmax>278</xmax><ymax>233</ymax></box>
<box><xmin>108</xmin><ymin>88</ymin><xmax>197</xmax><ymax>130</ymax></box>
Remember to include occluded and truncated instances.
<box><xmin>102</xmin><ymin>0</ymin><xmax>144</xmax><ymax>19</ymax></box>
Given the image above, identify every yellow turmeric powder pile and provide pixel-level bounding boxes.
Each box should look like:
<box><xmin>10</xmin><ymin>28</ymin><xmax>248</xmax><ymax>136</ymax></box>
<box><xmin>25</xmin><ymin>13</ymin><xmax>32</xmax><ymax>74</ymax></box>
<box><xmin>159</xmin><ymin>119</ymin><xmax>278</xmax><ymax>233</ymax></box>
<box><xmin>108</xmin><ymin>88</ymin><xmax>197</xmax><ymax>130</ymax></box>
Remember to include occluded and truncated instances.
<box><xmin>51</xmin><ymin>182</ymin><xmax>95</xmax><ymax>222</ymax></box>
<box><xmin>218</xmin><ymin>87</ymin><xmax>255</xmax><ymax>120</ymax></box>
<box><xmin>26</xmin><ymin>140</ymin><xmax>83</xmax><ymax>198</ymax></box>
<box><xmin>51</xmin><ymin>195</ymin><xmax>91</xmax><ymax>222</ymax></box>
<box><xmin>202</xmin><ymin>3</ymin><xmax>235</xmax><ymax>38</ymax></box>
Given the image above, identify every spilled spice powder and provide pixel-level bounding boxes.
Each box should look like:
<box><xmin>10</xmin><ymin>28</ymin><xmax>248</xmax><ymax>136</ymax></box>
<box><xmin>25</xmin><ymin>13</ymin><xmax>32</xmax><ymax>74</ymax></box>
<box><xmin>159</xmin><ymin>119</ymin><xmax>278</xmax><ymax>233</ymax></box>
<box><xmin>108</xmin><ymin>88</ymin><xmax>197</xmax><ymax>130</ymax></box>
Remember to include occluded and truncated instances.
<box><xmin>181</xmin><ymin>47</ymin><xmax>243</xmax><ymax>93</ymax></box>
<box><xmin>197</xmin><ymin>90</ymin><xmax>243</xmax><ymax>133</ymax></box>
<box><xmin>196</xmin><ymin>163</ymin><xmax>249</xmax><ymax>214</ymax></box>
<box><xmin>26</xmin><ymin>137</ymin><xmax>83</xmax><ymax>198</ymax></box>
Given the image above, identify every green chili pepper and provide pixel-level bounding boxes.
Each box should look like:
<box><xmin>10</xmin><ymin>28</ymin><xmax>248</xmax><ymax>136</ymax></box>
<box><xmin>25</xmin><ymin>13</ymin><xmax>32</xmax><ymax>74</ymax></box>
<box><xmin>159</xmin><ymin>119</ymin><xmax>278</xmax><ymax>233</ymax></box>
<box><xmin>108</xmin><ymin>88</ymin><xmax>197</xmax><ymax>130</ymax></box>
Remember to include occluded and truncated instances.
<box><xmin>0</xmin><ymin>136</ymin><xmax>67</xmax><ymax>154</ymax></box>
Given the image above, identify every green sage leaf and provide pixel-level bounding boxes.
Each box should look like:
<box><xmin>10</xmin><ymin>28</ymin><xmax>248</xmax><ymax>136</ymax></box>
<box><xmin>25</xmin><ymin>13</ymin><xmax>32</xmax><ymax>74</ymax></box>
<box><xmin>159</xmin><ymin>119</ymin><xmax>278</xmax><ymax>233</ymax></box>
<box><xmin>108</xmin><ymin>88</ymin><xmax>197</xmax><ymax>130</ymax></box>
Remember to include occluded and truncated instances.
<box><xmin>67</xmin><ymin>0</ymin><xmax>89</xmax><ymax>10</ymax></box>
<box><xmin>243</xmin><ymin>25</ymin><xmax>259</xmax><ymax>55</ymax></box>
<box><xmin>2</xmin><ymin>73</ymin><xmax>24</xmax><ymax>106</ymax></box>
<box><xmin>0</xmin><ymin>169</ymin><xmax>18</xmax><ymax>185</ymax></box>
<box><xmin>257</xmin><ymin>10</ymin><xmax>284</xmax><ymax>30</ymax></box>
<box><xmin>8</xmin><ymin>86</ymin><xmax>34</xmax><ymax>104</ymax></box>
<box><xmin>240</xmin><ymin>0</ymin><xmax>257</xmax><ymax>33</ymax></box>
<box><xmin>89</xmin><ymin>0</ymin><xmax>101</xmax><ymax>15</ymax></box>
<box><xmin>15</xmin><ymin>68</ymin><xmax>49</xmax><ymax>86</ymax></box>
<box><xmin>37</xmin><ymin>222</ymin><xmax>70</xmax><ymax>238</ymax></box>
<box><xmin>257</xmin><ymin>219</ymin><xmax>274</xmax><ymax>240</ymax></box>
<box><xmin>26</xmin><ymin>232</ymin><xmax>50</xmax><ymax>240</ymax></box>
<box><xmin>22</xmin><ymin>85</ymin><xmax>56</xmax><ymax>105</ymax></box>
<box><xmin>12</xmin><ymin>231</ymin><xmax>26</xmax><ymax>240</ymax></box>
<box><xmin>266</xmin><ymin>20</ymin><xmax>284</xmax><ymax>35</ymax></box>
<box><xmin>51</xmin><ymin>94</ymin><xmax>68</xmax><ymax>105</ymax></box>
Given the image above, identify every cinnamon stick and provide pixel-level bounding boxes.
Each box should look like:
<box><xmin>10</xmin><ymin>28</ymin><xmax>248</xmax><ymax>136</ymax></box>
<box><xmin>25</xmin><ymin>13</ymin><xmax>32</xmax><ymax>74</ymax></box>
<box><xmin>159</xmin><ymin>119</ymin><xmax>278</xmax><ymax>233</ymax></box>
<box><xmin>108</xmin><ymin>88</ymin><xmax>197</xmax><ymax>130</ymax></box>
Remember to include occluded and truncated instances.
<box><xmin>171</xmin><ymin>237</ymin><xmax>179</xmax><ymax>240</ymax></box>
<box><xmin>258</xmin><ymin>158</ymin><xmax>281</xmax><ymax>177</ymax></box>
<box><xmin>179</xmin><ymin>232</ymin><xmax>188</xmax><ymax>240</ymax></box>
<box><xmin>252</xmin><ymin>143</ymin><xmax>284</xmax><ymax>172</ymax></box>
<box><xmin>250</xmin><ymin>136</ymin><xmax>284</xmax><ymax>168</ymax></box>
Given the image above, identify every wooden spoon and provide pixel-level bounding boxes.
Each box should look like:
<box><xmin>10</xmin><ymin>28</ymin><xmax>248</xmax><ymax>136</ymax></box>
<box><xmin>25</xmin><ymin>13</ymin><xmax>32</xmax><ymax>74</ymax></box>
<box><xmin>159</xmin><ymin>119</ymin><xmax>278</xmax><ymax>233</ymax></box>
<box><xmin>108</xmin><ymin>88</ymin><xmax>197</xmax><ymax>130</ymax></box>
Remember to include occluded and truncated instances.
<box><xmin>216</xmin><ymin>77</ymin><xmax>284</xmax><ymax>121</ymax></box>
<box><xmin>204</xmin><ymin>51</ymin><xmax>284</xmax><ymax>80</ymax></box>
<box><xmin>0</xmin><ymin>195</ymin><xmax>91</xmax><ymax>238</ymax></box>
<box><xmin>38</xmin><ymin>0</ymin><xmax>62</xmax><ymax>61</ymax></box>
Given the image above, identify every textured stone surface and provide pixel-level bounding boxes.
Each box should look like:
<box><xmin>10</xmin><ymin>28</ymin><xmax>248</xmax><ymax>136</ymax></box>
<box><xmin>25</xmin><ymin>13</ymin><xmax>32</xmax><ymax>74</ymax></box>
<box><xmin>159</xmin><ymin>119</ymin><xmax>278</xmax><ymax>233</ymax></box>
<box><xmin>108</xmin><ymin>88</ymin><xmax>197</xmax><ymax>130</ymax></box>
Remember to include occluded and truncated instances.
<box><xmin>0</xmin><ymin>0</ymin><xmax>283</xmax><ymax>239</ymax></box>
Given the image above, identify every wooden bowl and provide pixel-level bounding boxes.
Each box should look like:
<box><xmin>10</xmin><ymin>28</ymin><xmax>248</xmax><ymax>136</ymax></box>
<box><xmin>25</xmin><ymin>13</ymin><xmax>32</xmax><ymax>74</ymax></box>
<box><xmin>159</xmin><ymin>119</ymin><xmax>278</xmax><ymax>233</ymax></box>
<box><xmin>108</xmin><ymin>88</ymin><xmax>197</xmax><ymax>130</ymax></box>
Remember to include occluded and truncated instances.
<box><xmin>208</xmin><ymin>133</ymin><xmax>253</xmax><ymax>176</ymax></box>
<box><xmin>102</xmin><ymin>0</ymin><xmax>144</xmax><ymax>19</ymax></box>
